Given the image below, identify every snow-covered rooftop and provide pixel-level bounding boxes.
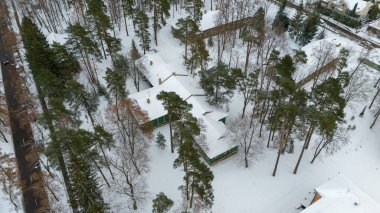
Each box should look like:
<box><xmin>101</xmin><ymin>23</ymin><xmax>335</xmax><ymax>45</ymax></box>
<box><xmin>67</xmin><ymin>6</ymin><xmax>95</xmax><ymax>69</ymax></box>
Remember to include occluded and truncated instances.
<box><xmin>302</xmin><ymin>174</ymin><xmax>380</xmax><ymax>213</ymax></box>
<box><xmin>129</xmin><ymin>53</ymin><xmax>232</xmax><ymax>159</ymax></box>
<box><xmin>369</xmin><ymin>20</ymin><xmax>380</xmax><ymax>31</ymax></box>
<box><xmin>343</xmin><ymin>0</ymin><xmax>372</xmax><ymax>16</ymax></box>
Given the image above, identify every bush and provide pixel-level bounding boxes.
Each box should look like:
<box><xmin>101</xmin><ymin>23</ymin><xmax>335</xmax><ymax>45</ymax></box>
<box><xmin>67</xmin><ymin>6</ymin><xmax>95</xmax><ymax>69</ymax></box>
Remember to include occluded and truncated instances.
<box><xmin>155</xmin><ymin>132</ymin><xmax>166</xmax><ymax>149</ymax></box>
<box><xmin>152</xmin><ymin>192</ymin><xmax>173</xmax><ymax>213</ymax></box>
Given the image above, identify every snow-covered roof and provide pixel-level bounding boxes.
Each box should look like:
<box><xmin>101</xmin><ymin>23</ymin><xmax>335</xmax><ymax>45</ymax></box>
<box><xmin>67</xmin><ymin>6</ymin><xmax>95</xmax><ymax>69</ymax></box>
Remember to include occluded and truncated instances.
<box><xmin>369</xmin><ymin>20</ymin><xmax>380</xmax><ymax>31</ymax></box>
<box><xmin>200</xmin><ymin>10</ymin><xmax>220</xmax><ymax>31</ymax></box>
<box><xmin>129</xmin><ymin>53</ymin><xmax>232</xmax><ymax>159</ymax></box>
<box><xmin>302</xmin><ymin>174</ymin><xmax>380</xmax><ymax>213</ymax></box>
<box><xmin>343</xmin><ymin>0</ymin><xmax>372</xmax><ymax>16</ymax></box>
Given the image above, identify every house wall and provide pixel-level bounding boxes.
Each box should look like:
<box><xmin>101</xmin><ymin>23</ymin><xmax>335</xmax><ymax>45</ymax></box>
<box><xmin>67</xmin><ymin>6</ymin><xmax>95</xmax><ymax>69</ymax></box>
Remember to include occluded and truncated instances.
<box><xmin>145</xmin><ymin>114</ymin><xmax>237</xmax><ymax>165</ymax></box>
<box><xmin>209</xmin><ymin>146</ymin><xmax>238</xmax><ymax>165</ymax></box>
<box><xmin>310</xmin><ymin>192</ymin><xmax>322</xmax><ymax>204</ymax></box>
<box><xmin>368</xmin><ymin>25</ymin><xmax>380</xmax><ymax>38</ymax></box>
<box><xmin>150</xmin><ymin>114</ymin><xmax>169</xmax><ymax>128</ymax></box>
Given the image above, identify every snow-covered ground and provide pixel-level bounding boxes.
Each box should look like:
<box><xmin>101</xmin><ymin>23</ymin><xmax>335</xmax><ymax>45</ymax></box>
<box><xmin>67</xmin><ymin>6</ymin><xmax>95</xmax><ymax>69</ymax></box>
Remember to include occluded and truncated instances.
<box><xmin>1</xmin><ymin>0</ymin><xmax>380</xmax><ymax>212</ymax></box>
<box><xmin>136</xmin><ymin>16</ymin><xmax>380</xmax><ymax>212</ymax></box>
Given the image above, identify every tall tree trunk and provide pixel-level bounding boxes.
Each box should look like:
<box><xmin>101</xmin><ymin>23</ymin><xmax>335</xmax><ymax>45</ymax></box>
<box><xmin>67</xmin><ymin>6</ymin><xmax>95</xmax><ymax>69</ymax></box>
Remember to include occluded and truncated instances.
<box><xmin>293</xmin><ymin>125</ymin><xmax>314</xmax><ymax>174</ymax></box>
<box><xmin>370</xmin><ymin>107</ymin><xmax>380</xmax><ymax>129</ymax></box>
<box><xmin>272</xmin><ymin>147</ymin><xmax>281</xmax><ymax>177</ymax></box>
<box><xmin>91</xmin><ymin>156</ymin><xmax>110</xmax><ymax>187</ymax></box>
<box><xmin>189</xmin><ymin>176</ymin><xmax>195</xmax><ymax>208</ymax></box>
<box><xmin>369</xmin><ymin>87</ymin><xmax>380</xmax><ymax>109</ymax></box>
<box><xmin>272</xmin><ymin>126</ymin><xmax>285</xmax><ymax>177</ymax></box>
<box><xmin>38</xmin><ymin>94</ymin><xmax>78</xmax><ymax>211</ymax></box>
<box><xmin>169</xmin><ymin>114</ymin><xmax>174</xmax><ymax>153</ymax></box>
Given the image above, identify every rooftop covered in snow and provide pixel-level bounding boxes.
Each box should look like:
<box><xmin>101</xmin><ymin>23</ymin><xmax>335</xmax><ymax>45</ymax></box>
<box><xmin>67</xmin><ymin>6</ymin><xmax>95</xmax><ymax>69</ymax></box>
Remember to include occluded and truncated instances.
<box><xmin>129</xmin><ymin>53</ymin><xmax>235</xmax><ymax>161</ymax></box>
<box><xmin>302</xmin><ymin>174</ymin><xmax>380</xmax><ymax>213</ymax></box>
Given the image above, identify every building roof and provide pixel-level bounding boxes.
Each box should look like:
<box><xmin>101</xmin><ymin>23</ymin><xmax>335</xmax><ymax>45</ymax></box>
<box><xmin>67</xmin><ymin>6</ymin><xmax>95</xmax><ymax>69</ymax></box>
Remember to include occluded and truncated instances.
<box><xmin>302</xmin><ymin>174</ymin><xmax>380</xmax><ymax>213</ymax></box>
<box><xmin>368</xmin><ymin>20</ymin><xmax>380</xmax><ymax>31</ymax></box>
<box><xmin>129</xmin><ymin>53</ymin><xmax>233</xmax><ymax>159</ymax></box>
<box><xmin>342</xmin><ymin>0</ymin><xmax>373</xmax><ymax>16</ymax></box>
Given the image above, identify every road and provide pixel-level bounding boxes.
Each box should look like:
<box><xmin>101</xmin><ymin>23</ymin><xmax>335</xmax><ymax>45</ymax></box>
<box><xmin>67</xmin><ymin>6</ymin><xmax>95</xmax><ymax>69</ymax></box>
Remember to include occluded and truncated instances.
<box><xmin>0</xmin><ymin>3</ymin><xmax>50</xmax><ymax>212</ymax></box>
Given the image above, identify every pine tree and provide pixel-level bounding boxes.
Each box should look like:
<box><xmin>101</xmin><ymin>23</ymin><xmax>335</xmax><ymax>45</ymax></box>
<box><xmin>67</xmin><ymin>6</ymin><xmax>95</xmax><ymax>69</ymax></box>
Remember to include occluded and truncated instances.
<box><xmin>131</xmin><ymin>40</ymin><xmax>141</xmax><ymax>60</ymax></box>
<box><xmin>368</xmin><ymin>4</ymin><xmax>379</xmax><ymax>21</ymax></box>
<box><xmin>86</xmin><ymin>0</ymin><xmax>121</xmax><ymax>60</ymax></box>
<box><xmin>310</xmin><ymin>78</ymin><xmax>346</xmax><ymax>163</ymax></box>
<box><xmin>241</xmin><ymin>7</ymin><xmax>265</xmax><ymax>74</ymax></box>
<box><xmin>112</xmin><ymin>54</ymin><xmax>130</xmax><ymax>83</ymax></box>
<box><xmin>122</xmin><ymin>0</ymin><xmax>135</xmax><ymax>28</ymax></box>
<box><xmin>336</xmin><ymin>48</ymin><xmax>350</xmax><ymax>74</ymax></box>
<box><xmin>272</xmin><ymin>0</ymin><xmax>289</xmax><ymax>32</ymax></box>
<box><xmin>21</xmin><ymin>17</ymin><xmax>63</xmax><ymax>100</ymax></box>
<box><xmin>104</xmin><ymin>67</ymin><xmax>127</xmax><ymax>103</ymax></box>
<box><xmin>66</xmin><ymin>23</ymin><xmax>102</xmax><ymax>87</ymax></box>
<box><xmin>174</xmin><ymin>141</ymin><xmax>214</xmax><ymax>210</ymax></box>
<box><xmin>66</xmin><ymin>22</ymin><xmax>101</xmax><ymax>58</ymax></box>
<box><xmin>21</xmin><ymin>17</ymin><xmax>79</xmax><ymax>211</ymax></box>
<box><xmin>293</xmin><ymin>49</ymin><xmax>308</xmax><ymax>65</ymax></box>
<box><xmin>173</xmin><ymin>112</ymin><xmax>201</xmax><ymax>146</ymax></box>
<box><xmin>294</xmin><ymin>77</ymin><xmax>345</xmax><ymax>173</ymax></box>
<box><xmin>68</xmin><ymin>154</ymin><xmax>108</xmax><ymax>213</ymax></box>
<box><xmin>156</xmin><ymin>91</ymin><xmax>192</xmax><ymax>153</ymax></box>
<box><xmin>65</xmin><ymin>80</ymin><xmax>99</xmax><ymax>127</ymax></box>
<box><xmin>50</xmin><ymin>42</ymin><xmax>81</xmax><ymax>82</ymax></box>
<box><xmin>152</xmin><ymin>192</ymin><xmax>174</xmax><ymax>213</ymax></box>
<box><xmin>155</xmin><ymin>132</ymin><xmax>166</xmax><ymax>149</ymax></box>
<box><xmin>350</xmin><ymin>3</ymin><xmax>358</xmax><ymax>16</ymax></box>
<box><xmin>184</xmin><ymin>0</ymin><xmax>204</xmax><ymax>23</ymax></box>
<box><xmin>152</xmin><ymin>0</ymin><xmax>170</xmax><ymax>46</ymax></box>
<box><xmin>130</xmin><ymin>40</ymin><xmax>142</xmax><ymax>91</ymax></box>
<box><xmin>288</xmin><ymin>1</ymin><xmax>305</xmax><ymax>42</ymax></box>
<box><xmin>200</xmin><ymin>62</ymin><xmax>237</xmax><ymax>106</ymax></box>
<box><xmin>174</xmin><ymin>18</ymin><xmax>199</xmax><ymax>62</ymax></box>
<box><xmin>187</xmin><ymin>37</ymin><xmax>209</xmax><ymax>73</ymax></box>
<box><xmin>232</xmin><ymin>68</ymin><xmax>258</xmax><ymax>118</ymax></box>
<box><xmin>135</xmin><ymin>10</ymin><xmax>151</xmax><ymax>54</ymax></box>
<box><xmin>270</xmin><ymin>55</ymin><xmax>299</xmax><ymax>177</ymax></box>
<box><xmin>298</xmin><ymin>15</ymin><xmax>320</xmax><ymax>46</ymax></box>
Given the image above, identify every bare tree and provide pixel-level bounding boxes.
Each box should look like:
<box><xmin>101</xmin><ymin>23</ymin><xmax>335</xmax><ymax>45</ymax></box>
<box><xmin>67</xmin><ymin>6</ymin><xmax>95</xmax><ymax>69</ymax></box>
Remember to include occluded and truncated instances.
<box><xmin>310</xmin><ymin>127</ymin><xmax>349</xmax><ymax>164</ymax></box>
<box><xmin>344</xmin><ymin>67</ymin><xmax>371</xmax><ymax>105</ymax></box>
<box><xmin>0</xmin><ymin>94</ymin><xmax>10</xmax><ymax>143</ymax></box>
<box><xmin>106</xmin><ymin>99</ymin><xmax>152</xmax><ymax>175</ymax></box>
<box><xmin>310</xmin><ymin>41</ymin><xmax>335</xmax><ymax>89</ymax></box>
<box><xmin>0</xmin><ymin>149</ymin><xmax>22</xmax><ymax>211</ymax></box>
<box><xmin>228</xmin><ymin>114</ymin><xmax>263</xmax><ymax>168</ymax></box>
<box><xmin>109</xmin><ymin>144</ymin><xmax>148</xmax><ymax>210</ymax></box>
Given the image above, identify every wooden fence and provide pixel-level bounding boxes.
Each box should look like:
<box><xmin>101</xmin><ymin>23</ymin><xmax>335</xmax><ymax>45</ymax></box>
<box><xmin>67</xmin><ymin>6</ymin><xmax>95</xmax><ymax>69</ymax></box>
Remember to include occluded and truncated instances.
<box><xmin>297</xmin><ymin>58</ymin><xmax>338</xmax><ymax>87</ymax></box>
<box><xmin>171</xmin><ymin>15</ymin><xmax>261</xmax><ymax>39</ymax></box>
<box><xmin>362</xmin><ymin>58</ymin><xmax>380</xmax><ymax>72</ymax></box>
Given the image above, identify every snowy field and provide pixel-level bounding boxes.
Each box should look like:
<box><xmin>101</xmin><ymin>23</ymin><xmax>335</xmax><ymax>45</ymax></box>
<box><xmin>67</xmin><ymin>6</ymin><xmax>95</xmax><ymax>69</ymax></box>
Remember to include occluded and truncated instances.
<box><xmin>1</xmin><ymin>0</ymin><xmax>380</xmax><ymax>212</ymax></box>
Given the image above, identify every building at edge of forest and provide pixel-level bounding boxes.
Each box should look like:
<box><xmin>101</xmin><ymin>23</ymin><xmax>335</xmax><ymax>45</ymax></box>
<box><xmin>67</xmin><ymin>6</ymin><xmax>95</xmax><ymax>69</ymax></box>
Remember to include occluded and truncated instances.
<box><xmin>128</xmin><ymin>53</ymin><xmax>238</xmax><ymax>165</ymax></box>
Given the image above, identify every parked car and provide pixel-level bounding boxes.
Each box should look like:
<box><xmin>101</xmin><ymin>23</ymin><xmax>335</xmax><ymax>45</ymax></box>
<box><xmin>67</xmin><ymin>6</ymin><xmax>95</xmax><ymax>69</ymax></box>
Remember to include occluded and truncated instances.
<box><xmin>0</xmin><ymin>55</ymin><xmax>10</xmax><ymax>65</ymax></box>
